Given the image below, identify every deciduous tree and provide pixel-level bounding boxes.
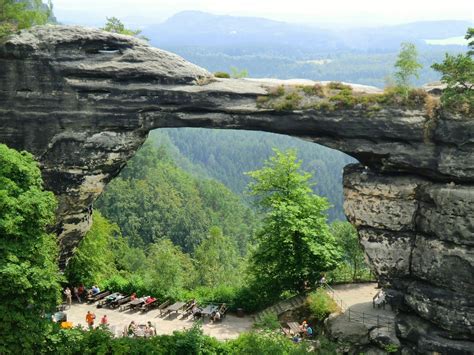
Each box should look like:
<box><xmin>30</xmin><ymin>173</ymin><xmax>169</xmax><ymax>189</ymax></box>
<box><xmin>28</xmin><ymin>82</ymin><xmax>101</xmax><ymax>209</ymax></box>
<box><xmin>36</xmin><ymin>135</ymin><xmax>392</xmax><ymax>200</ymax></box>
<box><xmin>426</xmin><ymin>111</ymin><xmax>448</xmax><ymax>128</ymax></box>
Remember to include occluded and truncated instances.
<box><xmin>246</xmin><ymin>149</ymin><xmax>340</xmax><ymax>295</ymax></box>
<box><xmin>0</xmin><ymin>143</ymin><xmax>61</xmax><ymax>352</ymax></box>
<box><xmin>0</xmin><ymin>0</ymin><xmax>53</xmax><ymax>37</ymax></box>
<box><xmin>432</xmin><ymin>28</ymin><xmax>473</xmax><ymax>114</ymax></box>
<box><xmin>394</xmin><ymin>42</ymin><xmax>422</xmax><ymax>89</ymax></box>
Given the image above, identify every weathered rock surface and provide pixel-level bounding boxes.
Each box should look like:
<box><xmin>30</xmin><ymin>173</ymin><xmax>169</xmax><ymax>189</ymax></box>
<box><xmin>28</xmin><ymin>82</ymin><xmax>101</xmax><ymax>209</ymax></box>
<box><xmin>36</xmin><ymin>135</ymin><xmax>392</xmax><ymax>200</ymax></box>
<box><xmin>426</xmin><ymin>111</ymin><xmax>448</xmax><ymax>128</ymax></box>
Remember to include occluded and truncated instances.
<box><xmin>0</xmin><ymin>26</ymin><xmax>473</xmax><ymax>353</ymax></box>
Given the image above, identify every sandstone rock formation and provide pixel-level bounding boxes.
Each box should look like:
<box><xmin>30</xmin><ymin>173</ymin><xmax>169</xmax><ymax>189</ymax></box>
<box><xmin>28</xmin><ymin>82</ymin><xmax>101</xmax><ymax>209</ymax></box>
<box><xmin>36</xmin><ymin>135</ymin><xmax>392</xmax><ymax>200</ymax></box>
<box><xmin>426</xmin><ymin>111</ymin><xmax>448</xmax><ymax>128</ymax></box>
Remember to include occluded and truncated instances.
<box><xmin>0</xmin><ymin>26</ymin><xmax>472</xmax><ymax>353</ymax></box>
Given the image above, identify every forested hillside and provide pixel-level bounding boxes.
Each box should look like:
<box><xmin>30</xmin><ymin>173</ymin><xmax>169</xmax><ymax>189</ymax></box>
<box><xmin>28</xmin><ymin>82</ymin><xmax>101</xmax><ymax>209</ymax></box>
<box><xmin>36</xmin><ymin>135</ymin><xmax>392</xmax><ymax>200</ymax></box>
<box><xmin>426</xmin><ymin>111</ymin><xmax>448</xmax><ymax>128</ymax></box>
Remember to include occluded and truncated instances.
<box><xmin>96</xmin><ymin>141</ymin><xmax>258</xmax><ymax>255</ymax></box>
<box><xmin>151</xmin><ymin>129</ymin><xmax>354</xmax><ymax>221</ymax></box>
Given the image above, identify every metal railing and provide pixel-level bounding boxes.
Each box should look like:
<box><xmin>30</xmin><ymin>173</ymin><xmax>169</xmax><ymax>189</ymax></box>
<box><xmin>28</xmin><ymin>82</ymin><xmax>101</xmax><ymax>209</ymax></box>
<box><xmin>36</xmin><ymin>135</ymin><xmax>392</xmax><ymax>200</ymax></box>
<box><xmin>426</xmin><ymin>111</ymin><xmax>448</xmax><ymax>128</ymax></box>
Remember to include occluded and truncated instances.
<box><xmin>322</xmin><ymin>283</ymin><xmax>395</xmax><ymax>329</ymax></box>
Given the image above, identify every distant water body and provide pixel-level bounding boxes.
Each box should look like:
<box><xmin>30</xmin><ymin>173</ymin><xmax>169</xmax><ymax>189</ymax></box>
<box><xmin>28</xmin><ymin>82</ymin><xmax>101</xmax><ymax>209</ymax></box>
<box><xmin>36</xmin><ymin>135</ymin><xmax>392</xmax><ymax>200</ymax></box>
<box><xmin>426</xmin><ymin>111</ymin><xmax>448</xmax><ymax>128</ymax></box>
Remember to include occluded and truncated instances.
<box><xmin>424</xmin><ymin>36</ymin><xmax>467</xmax><ymax>45</ymax></box>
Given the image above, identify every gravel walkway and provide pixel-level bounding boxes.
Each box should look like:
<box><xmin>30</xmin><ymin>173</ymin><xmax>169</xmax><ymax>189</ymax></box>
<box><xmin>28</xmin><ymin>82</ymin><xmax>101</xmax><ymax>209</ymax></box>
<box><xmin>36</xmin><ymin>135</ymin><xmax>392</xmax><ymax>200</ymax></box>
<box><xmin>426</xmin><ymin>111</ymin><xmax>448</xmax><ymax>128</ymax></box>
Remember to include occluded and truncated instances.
<box><xmin>63</xmin><ymin>302</ymin><xmax>253</xmax><ymax>340</ymax></box>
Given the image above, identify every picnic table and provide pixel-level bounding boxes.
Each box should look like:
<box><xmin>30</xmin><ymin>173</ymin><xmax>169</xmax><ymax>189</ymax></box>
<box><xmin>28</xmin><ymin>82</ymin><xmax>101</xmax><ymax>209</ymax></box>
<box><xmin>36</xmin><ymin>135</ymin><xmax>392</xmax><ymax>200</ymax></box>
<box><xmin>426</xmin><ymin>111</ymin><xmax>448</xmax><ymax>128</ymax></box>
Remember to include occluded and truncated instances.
<box><xmin>140</xmin><ymin>298</ymin><xmax>158</xmax><ymax>312</ymax></box>
<box><xmin>129</xmin><ymin>298</ymin><xmax>146</xmax><ymax>310</ymax></box>
<box><xmin>161</xmin><ymin>301</ymin><xmax>186</xmax><ymax>317</ymax></box>
<box><xmin>201</xmin><ymin>304</ymin><xmax>219</xmax><ymax>317</ymax></box>
<box><xmin>99</xmin><ymin>292</ymin><xmax>121</xmax><ymax>306</ymax></box>
<box><xmin>134</xmin><ymin>324</ymin><xmax>148</xmax><ymax>337</ymax></box>
<box><xmin>286</xmin><ymin>322</ymin><xmax>301</xmax><ymax>335</ymax></box>
<box><xmin>87</xmin><ymin>290</ymin><xmax>110</xmax><ymax>303</ymax></box>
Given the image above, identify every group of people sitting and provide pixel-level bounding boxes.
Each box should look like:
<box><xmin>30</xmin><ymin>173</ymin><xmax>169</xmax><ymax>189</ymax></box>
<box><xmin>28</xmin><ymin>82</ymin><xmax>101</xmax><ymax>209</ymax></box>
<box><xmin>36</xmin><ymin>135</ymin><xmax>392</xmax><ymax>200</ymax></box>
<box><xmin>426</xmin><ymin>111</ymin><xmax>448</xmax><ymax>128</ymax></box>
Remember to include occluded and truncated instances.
<box><xmin>292</xmin><ymin>320</ymin><xmax>313</xmax><ymax>343</ymax></box>
<box><xmin>126</xmin><ymin>321</ymin><xmax>156</xmax><ymax>337</ymax></box>
<box><xmin>64</xmin><ymin>285</ymin><xmax>101</xmax><ymax>305</ymax></box>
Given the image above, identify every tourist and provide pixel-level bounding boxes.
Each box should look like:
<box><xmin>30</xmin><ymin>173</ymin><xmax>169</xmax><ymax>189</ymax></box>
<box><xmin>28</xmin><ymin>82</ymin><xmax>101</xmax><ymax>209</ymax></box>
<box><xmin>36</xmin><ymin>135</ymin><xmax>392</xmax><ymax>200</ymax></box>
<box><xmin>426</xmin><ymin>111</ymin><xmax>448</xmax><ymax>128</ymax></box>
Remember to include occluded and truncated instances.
<box><xmin>91</xmin><ymin>285</ymin><xmax>100</xmax><ymax>295</ymax></box>
<box><xmin>192</xmin><ymin>305</ymin><xmax>202</xmax><ymax>319</ymax></box>
<box><xmin>100</xmin><ymin>314</ymin><xmax>109</xmax><ymax>326</ymax></box>
<box><xmin>145</xmin><ymin>296</ymin><xmax>156</xmax><ymax>305</ymax></box>
<box><xmin>210</xmin><ymin>310</ymin><xmax>221</xmax><ymax>322</ymax></box>
<box><xmin>73</xmin><ymin>286</ymin><xmax>82</xmax><ymax>303</ymax></box>
<box><xmin>130</xmin><ymin>292</ymin><xmax>137</xmax><ymax>301</ymax></box>
<box><xmin>299</xmin><ymin>320</ymin><xmax>307</xmax><ymax>332</ymax></box>
<box><xmin>292</xmin><ymin>335</ymin><xmax>302</xmax><ymax>343</ymax></box>
<box><xmin>306</xmin><ymin>324</ymin><xmax>313</xmax><ymax>337</ymax></box>
<box><xmin>127</xmin><ymin>321</ymin><xmax>137</xmax><ymax>337</ymax></box>
<box><xmin>374</xmin><ymin>289</ymin><xmax>386</xmax><ymax>309</ymax></box>
<box><xmin>146</xmin><ymin>321</ymin><xmax>156</xmax><ymax>337</ymax></box>
<box><xmin>86</xmin><ymin>311</ymin><xmax>96</xmax><ymax>329</ymax></box>
<box><xmin>64</xmin><ymin>287</ymin><xmax>72</xmax><ymax>307</ymax></box>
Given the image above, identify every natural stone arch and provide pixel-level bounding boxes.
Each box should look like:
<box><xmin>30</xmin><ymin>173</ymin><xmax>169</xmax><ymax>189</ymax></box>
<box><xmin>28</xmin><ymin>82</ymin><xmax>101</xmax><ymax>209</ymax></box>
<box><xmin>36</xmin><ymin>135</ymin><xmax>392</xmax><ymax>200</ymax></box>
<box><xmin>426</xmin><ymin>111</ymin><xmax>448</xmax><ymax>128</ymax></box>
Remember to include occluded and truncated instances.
<box><xmin>1</xmin><ymin>26</ymin><xmax>472</xmax><ymax>353</ymax></box>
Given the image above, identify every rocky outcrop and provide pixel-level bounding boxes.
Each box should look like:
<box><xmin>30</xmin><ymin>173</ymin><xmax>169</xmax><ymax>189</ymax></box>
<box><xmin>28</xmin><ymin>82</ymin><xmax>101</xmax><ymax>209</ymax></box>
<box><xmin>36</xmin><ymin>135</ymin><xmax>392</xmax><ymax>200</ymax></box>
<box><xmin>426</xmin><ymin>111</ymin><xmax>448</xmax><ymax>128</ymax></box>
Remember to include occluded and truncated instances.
<box><xmin>0</xmin><ymin>26</ymin><xmax>472</xmax><ymax>353</ymax></box>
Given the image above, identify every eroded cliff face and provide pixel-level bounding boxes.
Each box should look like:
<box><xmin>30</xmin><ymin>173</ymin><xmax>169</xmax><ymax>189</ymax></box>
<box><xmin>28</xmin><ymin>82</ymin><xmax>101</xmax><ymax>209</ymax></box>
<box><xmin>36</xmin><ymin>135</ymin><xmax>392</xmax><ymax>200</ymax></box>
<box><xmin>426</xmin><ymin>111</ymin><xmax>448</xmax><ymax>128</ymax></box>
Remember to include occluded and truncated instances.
<box><xmin>0</xmin><ymin>26</ymin><xmax>472</xmax><ymax>353</ymax></box>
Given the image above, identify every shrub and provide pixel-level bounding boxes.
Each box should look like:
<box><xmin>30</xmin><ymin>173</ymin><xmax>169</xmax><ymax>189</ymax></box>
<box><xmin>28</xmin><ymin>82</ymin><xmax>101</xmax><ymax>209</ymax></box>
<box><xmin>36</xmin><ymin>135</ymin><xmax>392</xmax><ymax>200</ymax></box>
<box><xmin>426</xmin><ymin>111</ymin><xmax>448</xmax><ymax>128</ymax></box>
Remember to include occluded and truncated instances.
<box><xmin>329</xmin><ymin>88</ymin><xmax>357</xmax><ymax>109</ymax></box>
<box><xmin>256</xmin><ymin>95</ymin><xmax>270</xmax><ymax>105</ymax></box>
<box><xmin>230</xmin><ymin>66</ymin><xmax>249</xmax><ymax>79</ymax></box>
<box><xmin>269</xmin><ymin>85</ymin><xmax>286</xmax><ymax>97</ymax></box>
<box><xmin>327</xmin><ymin>81</ymin><xmax>352</xmax><ymax>90</ymax></box>
<box><xmin>299</xmin><ymin>84</ymin><xmax>325</xmax><ymax>97</ymax></box>
<box><xmin>254</xmin><ymin>312</ymin><xmax>280</xmax><ymax>330</ymax></box>
<box><xmin>100</xmin><ymin>273</ymin><xmax>147</xmax><ymax>297</ymax></box>
<box><xmin>214</xmin><ymin>71</ymin><xmax>231</xmax><ymax>79</ymax></box>
<box><xmin>183</xmin><ymin>284</ymin><xmax>241</xmax><ymax>310</ymax></box>
<box><xmin>274</xmin><ymin>92</ymin><xmax>302</xmax><ymax>111</ymax></box>
<box><xmin>407</xmin><ymin>88</ymin><xmax>428</xmax><ymax>106</ymax></box>
<box><xmin>226</xmin><ymin>331</ymin><xmax>309</xmax><ymax>354</ymax></box>
<box><xmin>313</xmin><ymin>101</ymin><xmax>335</xmax><ymax>111</ymax></box>
<box><xmin>307</xmin><ymin>288</ymin><xmax>339</xmax><ymax>320</ymax></box>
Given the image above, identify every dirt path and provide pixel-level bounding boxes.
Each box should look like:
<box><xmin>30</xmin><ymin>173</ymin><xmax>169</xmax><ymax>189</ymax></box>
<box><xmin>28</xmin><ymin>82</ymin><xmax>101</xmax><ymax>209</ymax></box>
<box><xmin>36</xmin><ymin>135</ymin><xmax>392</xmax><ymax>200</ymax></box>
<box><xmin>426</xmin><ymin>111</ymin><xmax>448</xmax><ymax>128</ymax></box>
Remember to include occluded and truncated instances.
<box><xmin>64</xmin><ymin>302</ymin><xmax>253</xmax><ymax>340</ymax></box>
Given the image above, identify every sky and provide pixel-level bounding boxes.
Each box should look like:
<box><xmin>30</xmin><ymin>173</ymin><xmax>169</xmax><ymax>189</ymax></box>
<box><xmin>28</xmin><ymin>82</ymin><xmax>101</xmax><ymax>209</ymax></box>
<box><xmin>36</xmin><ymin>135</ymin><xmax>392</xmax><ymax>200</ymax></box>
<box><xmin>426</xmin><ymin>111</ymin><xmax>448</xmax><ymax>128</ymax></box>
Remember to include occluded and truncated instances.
<box><xmin>53</xmin><ymin>0</ymin><xmax>474</xmax><ymax>27</ymax></box>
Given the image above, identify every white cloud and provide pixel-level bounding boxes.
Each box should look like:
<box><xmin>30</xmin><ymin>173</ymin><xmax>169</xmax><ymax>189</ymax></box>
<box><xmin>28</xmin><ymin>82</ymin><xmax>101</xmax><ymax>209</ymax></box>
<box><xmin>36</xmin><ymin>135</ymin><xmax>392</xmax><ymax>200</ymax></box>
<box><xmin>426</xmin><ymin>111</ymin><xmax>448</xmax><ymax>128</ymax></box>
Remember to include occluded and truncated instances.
<box><xmin>53</xmin><ymin>0</ymin><xmax>474</xmax><ymax>26</ymax></box>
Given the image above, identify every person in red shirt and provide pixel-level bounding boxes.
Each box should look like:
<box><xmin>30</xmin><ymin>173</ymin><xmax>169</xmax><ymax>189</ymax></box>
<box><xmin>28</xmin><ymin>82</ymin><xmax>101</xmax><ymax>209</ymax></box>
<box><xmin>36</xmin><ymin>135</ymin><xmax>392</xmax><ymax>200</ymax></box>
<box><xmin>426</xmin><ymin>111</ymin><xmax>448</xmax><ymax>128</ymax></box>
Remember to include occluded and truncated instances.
<box><xmin>100</xmin><ymin>314</ymin><xmax>109</xmax><ymax>326</ymax></box>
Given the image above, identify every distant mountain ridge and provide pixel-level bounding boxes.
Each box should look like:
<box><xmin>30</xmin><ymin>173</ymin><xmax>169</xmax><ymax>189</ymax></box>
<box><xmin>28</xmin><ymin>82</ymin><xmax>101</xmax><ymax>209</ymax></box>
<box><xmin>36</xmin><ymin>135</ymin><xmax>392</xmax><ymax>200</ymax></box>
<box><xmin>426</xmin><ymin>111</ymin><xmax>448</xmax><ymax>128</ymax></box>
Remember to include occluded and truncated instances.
<box><xmin>144</xmin><ymin>11</ymin><xmax>470</xmax><ymax>53</ymax></box>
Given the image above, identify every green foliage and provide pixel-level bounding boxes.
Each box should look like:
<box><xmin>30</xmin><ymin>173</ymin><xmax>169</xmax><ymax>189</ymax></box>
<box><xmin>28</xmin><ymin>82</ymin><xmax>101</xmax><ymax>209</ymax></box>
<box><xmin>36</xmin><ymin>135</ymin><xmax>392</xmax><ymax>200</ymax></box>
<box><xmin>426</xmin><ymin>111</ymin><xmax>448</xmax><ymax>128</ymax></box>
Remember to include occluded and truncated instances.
<box><xmin>329</xmin><ymin>221</ymin><xmax>370</xmax><ymax>281</ymax></box>
<box><xmin>431</xmin><ymin>28</ymin><xmax>473</xmax><ymax>115</ymax></box>
<box><xmin>230</xmin><ymin>66</ymin><xmax>249</xmax><ymax>78</ymax></box>
<box><xmin>96</xmin><ymin>141</ymin><xmax>257</xmax><ymax>254</ymax></box>
<box><xmin>0</xmin><ymin>143</ymin><xmax>61</xmax><ymax>352</ymax></box>
<box><xmin>254</xmin><ymin>312</ymin><xmax>280</xmax><ymax>330</ymax></box>
<box><xmin>0</xmin><ymin>0</ymin><xmax>53</xmax><ymax>38</ymax></box>
<box><xmin>64</xmin><ymin>211</ymin><xmax>119</xmax><ymax>286</ymax></box>
<box><xmin>246</xmin><ymin>149</ymin><xmax>341</xmax><ymax>297</ymax></box>
<box><xmin>273</xmin><ymin>91</ymin><xmax>303</xmax><ymax>111</ymax></box>
<box><xmin>101</xmin><ymin>16</ymin><xmax>148</xmax><ymax>40</ymax></box>
<box><xmin>385</xmin><ymin>343</ymin><xmax>400</xmax><ymax>353</ymax></box>
<box><xmin>144</xmin><ymin>239</ymin><xmax>196</xmax><ymax>299</ymax></box>
<box><xmin>214</xmin><ymin>71</ymin><xmax>231</xmax><ymax>78</ymax></box>
<box><xmin>394</xmin><ymin>42</ymin><xmax>423</xmax><ymax>89</ymax></box>
<box><xmin>307</xmin><ymin>288</ymin><xmax>339</xmax><ymax>320</ymax></box>
<box><xmin>43</xmin><ymin>324</ymin><xmax>321</xmax><ymax>354</ymax></box>
<box><xmin>43</xmin><ymin>324</ymin><xmax>226</xmax><ymax>354</ymax></box>
<box><xmin>327</xmin><ymin>81</ymin><xmax>351</xmax><ymax>90</ymax></box>
<box><xmin>160</xmin><ymin>128</ymin><xmax>353</xmax><ymax>222</ymax></box>
<box><xmin>467</xmin><ymin>27</ymin><xmax>474</xmax><ymax>56</ymax></box>
<box><xmin>194</xmin><ymin>226</ymin><xmax>243</xmax><ymax>287</ymax></box>
<box><xmin>226</xmin><ymin>331</ymin><xmax>310</xmax><ymax>354</ymax></box>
